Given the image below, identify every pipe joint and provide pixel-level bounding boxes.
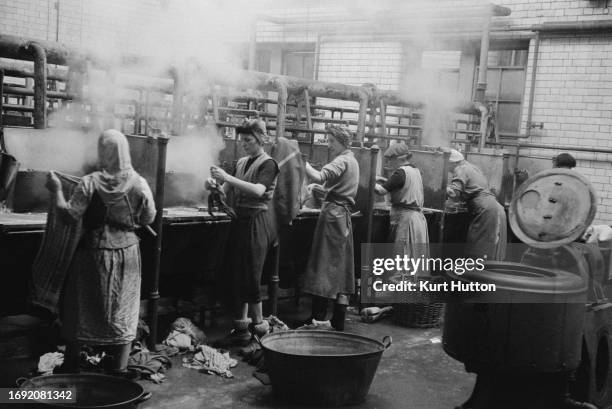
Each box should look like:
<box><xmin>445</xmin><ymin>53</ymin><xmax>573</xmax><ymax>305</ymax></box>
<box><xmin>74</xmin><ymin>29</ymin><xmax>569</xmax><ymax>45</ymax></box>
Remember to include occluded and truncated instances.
<box><xmin>24</xmin><ymin>41</ymin><xmax>47</xmax><ymax>129</ymax></box>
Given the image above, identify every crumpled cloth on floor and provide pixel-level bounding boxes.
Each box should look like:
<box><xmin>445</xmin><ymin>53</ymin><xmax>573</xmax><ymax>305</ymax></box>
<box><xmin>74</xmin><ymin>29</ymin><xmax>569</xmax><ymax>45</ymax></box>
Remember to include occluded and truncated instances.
<box><xmin>38</xmin><ymin>352</ymin><xmax>64</xmax><ymax>374</ymax></box>
<box><xmin>163</xmin><ymin>317</ymin><xmax>206</xmax><ymax>351</ymax></box>
<box><xmin>183</xmin><ymin>345</ymin><xmax>237</xmax><ymax>378</ymax></box>
<box><xmin>243</xmin><ymin>316</ymin><xmax>289</xmax><ymax>373</ymax></box>
<box><xmin>164</xmin><ymin>331</ymin><xmax>192</xmax><ymax>350</ymax></box>
<box><xmin>127</xmin><ymin>344</ymin><xmax>172</xmax><ymax>384</ymax></box>
<box><xmin>266</xmin><ymin>315</ymin><xmax>289</xmax><ymax>333</ymax></box>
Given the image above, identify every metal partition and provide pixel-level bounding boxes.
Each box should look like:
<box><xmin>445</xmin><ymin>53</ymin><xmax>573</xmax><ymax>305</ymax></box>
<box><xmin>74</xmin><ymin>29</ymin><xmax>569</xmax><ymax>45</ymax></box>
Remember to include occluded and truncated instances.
<box><xmin>464</xmin><ymin>150</ymin><xmax>513</xmax><ymax>205</ymax></box>
<box><xmin>407</xmin><ymin>149</ymin><xmax>450</xmax><ymax>211</ymax></box>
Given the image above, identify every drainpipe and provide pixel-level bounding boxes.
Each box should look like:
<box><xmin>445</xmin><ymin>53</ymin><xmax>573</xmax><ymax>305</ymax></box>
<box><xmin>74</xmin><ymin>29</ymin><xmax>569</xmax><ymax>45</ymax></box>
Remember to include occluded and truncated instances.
<box><xmin>526</xmin><ymin>31</ymin><xmax>541</xmax><ymax>137</ymax></box>
<box><xmin>475</xmin><ymin>12</ymin><xmax>491</xmax><ymax>103</ymax></box>
<box><xmin>477</xmin><ymin>103</ymin><xmax>488</xmax><ymax>152</ymax></box>
<box><xmin>25</xmin><ymin>42</ymin><xmax>47</xmax><ymax>129</ymax></box>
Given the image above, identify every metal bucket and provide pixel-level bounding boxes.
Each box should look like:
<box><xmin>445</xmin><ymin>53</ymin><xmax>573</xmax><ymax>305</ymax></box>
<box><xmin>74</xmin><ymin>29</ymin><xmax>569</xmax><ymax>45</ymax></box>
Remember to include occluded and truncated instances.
<box><xmin>259</xmin><ymin>330</ymin><xmax>391</xmax><ymax>406</ymax></box>
<box><xmin>18</xmin><ymin>373</ymin><xmax>150</xmax><ymax>408</ymax></box>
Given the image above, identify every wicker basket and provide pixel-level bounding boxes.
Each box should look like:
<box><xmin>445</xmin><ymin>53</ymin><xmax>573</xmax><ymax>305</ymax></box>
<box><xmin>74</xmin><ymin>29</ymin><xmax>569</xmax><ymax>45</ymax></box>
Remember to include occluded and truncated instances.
<box><xmin>392</xmin><ymin>302</ymin><xmax>444</xmax><ymax>328</ymax></box>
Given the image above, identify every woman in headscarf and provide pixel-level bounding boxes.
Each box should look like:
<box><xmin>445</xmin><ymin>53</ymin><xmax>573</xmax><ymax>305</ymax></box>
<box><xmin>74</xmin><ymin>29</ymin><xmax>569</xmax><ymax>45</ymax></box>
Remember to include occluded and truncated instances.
<box><xmin>46</xmin><ymin>129</ymin><xmax>156</xmax><ymax>374</ymax></box>
<box><xmin>300</xmin><ymin>125</ymin><xmax>359</xmax><ymax>331</ymax></box>
<box><xmin>446</xmin><ymin>149</ymin><xmax>506</xmax><ymax>260</ymax></box>
<box><xmin>375</xmin><ymin>144</ymin><xmax>429</xmax><ymax>281</ymax></box>
<box><xmin>209</xmin><ymin>119</ymin><xmax>279</xmax><ymax>347</ymax></box>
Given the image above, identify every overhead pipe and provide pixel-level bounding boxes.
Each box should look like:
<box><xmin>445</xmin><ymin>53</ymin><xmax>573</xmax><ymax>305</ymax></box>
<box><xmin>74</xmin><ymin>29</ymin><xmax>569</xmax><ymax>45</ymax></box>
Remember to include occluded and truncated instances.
<box><xmin>261</xmin><ymin>4</ymin><xmax>511</xmax><ymax>26</ymax></box>
<box><xmin>526</xmin><ymin>31</ymin><xmax>541</xmax><ymax>137</ymax></box>
<box><xmin>534</xmin><ymin>20</ymin><xmax>612</xmax><ymax>33</ymax></box>
<box><xmin>1</xmin><ymin>85</ymin><xmax>73</xmax><ymax>100</ymax></box>
<box><xmin>0</xmin><ymin>34</ymin><xmax>85</xmax><ymax>66</ymax></box>
<box><xmin>25</xmin><ymin>42</ymin><xmax>47</xmax><ymax>129</ymax></box>
<box><xmin>475</xmin><ymin>12</ymin><xmax>492</xmax><ymax>103</ymax></box>
<box><xmin>0</xmin><ymin>61</ymin><xmax>68</xmax><ymax>81</ymax></box>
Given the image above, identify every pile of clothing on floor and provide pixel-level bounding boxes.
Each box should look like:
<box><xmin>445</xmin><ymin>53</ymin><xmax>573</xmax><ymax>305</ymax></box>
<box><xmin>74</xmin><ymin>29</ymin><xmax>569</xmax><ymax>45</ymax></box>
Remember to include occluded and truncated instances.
<box><xmin>34</xmin><ymin>315</ymin><xmax>294</xmax><ymax>384</ymax></box>
<box><xmin>238</xmin><ymin>316</ymin><xmax>290</xmax><ymax>385</ymax></box>
<box><xmin>161</xmin><ymin>317</ymin><xmax>239</xmax><ymax>379</ymax></box>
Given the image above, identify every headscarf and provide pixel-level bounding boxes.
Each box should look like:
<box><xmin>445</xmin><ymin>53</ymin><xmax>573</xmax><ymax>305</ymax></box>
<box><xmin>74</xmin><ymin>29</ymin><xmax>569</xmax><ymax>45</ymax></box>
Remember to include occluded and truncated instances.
<box><xmin>448</xmin><ymin>149</ymin><xmax>464</xmax><ymax>163</ymax></box>
<box><xmin>326</xmin><ymin>125</ymin><xmax>352</xmax><ymax>148</ymax></box>
<box><xmin>236</xmin><ymin>118</ymin><xmax>268</xmax><ymax>144</ymax></box>
<box><xmin>91</xmin><ymin>129</ymin><xmax>138</xmax><ymax>203</ymax></box>
<box><xmin>383</xmin><ymin>143</ymin><xmax>412</xmax><ymax>159</ymax></box>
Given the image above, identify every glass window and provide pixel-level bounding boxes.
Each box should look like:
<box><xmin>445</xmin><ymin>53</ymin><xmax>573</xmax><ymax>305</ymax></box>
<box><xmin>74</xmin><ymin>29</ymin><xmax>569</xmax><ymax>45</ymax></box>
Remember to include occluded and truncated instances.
<box><xmin>479</xmin><ymin>48</ymin><xmax>528</xmax><ymax>138</ymax></box>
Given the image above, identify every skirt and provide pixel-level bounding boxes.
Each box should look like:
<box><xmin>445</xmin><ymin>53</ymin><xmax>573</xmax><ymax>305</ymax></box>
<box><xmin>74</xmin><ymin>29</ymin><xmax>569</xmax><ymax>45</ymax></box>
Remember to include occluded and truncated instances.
<box><xmin>467</xmin><ymin>194</ymin><xmax>507</xmax><ymax>260</ymax></box>
<box><xmin>61</xmin><ymin>244</ymin><xmax>141</xmax><ymax>345</ymax></box>
<box><xmin>389</xmin><ymin>208</ymin><xmax>430</xmax><ymax>279</ymax></box>
<box><xmin>301</xmin><ymin>202</ymin><xmax>355</xmax><ymax>300</ymax></box>
<box><xmin>225</xmin><ymin>209</ymin><xmax>277</xmax><ymax>304</ymax></box>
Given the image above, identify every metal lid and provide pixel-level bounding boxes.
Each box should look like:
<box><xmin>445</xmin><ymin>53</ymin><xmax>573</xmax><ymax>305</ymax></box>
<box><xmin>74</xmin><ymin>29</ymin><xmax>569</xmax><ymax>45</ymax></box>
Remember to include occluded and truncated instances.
<box><xmin>509</xmin><ymin>168</ymin><xmax>597</xmax><ymax>248</ymax></box>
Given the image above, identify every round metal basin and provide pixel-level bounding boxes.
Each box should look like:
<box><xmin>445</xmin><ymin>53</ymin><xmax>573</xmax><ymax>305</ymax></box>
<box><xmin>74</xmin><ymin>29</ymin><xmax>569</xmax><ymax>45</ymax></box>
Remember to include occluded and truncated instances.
<box><xmin>260</xmin><ymin>330</ymin><xmax>392</xmax><ymax>406</ymax></box>
<box><xmin>19</xmin><ymin>373</ymin><xmax>150</xmax><ymax>408</ymax></box>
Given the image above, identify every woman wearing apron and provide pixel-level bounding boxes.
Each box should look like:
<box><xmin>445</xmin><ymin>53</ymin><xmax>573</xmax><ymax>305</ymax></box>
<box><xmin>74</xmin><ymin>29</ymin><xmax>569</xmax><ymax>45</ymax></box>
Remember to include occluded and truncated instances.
<box><xmin>375</xmin><ymin>143</ymin><xmax>429</xmax><ymax>285</ymax></box>
<box><xmin>210</xmin><ymin>119</ymin><xmax>279</xmax><ymax>347</ymax></box>
<box><xmin>46</xmin><ymin>129</ymin><xmax>156</xmax><ymax>374</ymax></box>
<box><xmin>300</xmin><ymin>125</ymin><xmax>359</xmax><ymax>331</ymax></box>
<box><xmin>446</xmin><ymin>149</ymin><xmax>507</xmax><ymax>260</ymax></box>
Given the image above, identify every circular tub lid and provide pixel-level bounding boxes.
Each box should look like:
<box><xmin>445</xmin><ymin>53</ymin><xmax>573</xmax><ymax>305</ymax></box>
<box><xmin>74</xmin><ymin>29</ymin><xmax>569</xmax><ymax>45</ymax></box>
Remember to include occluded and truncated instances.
<box><xmin>509</xmin><ymin>168</ymin><xmax>597</xmax><ymax>248</ymax></box>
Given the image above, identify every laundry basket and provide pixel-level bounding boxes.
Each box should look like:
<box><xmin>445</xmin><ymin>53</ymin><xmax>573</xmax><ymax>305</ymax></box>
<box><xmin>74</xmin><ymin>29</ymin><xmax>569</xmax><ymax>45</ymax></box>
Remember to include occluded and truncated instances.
<box><xmin>392</xmin><ymin>302</ymin><xmax>444</xmax><ymax>328</ymax></box>
<box><xmin>392</xmin><ymin>277</ymin><xmax>444</xmax><ymax>328</ymax></box>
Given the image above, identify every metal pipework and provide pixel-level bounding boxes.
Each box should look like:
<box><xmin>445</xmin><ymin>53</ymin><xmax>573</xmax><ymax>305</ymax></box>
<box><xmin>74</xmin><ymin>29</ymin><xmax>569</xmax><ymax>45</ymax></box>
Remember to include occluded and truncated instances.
<box><xmin>477</xmin><ymin>103</ymin><xmax>488</xmax><ymax>152</ymax></box>
<box><xmin>147</xmin><ymin>134</ymin><xmax>169</xmax><ymax>351</ymax></box>
<box><xmin>0</xmin><ymin>34</ymin><xmax>87</xmax><ymax>67</ymax></box>
<box><xmin>0</xmin><ymin>60</ymin><xmax>68</xmax><ymax>81</ymax></box>
<box><xmin>475</xmin><ymin>12</ymin><xmax>492</xmax><ymax>103</ymax></box>
<box><xmin>273</xmin><ymin>77</ymin><xmax>287</xmax><ymax>138</ymax></box>
<box><xmin>25</xmin><ymin>42</ymin><xmax>47</xmax><ymax>129</ymax></box>
<box><xmin>526</xmin><ymin>31</ymin><xmax>541</xmax><ymax>137</ymax></box>
<box><xmin>201</xmin><ymin>67</ymin><xmax>369</xmax><ymax>139</ymax></box>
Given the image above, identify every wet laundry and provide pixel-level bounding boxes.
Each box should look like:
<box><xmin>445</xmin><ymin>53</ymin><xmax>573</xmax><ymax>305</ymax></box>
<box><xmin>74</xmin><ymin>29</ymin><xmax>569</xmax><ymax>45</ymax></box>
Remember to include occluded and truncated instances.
<box><xmin>182</xmin><ymin>345</ymin><xmax>238</xmax><ymax>378</ymax></box>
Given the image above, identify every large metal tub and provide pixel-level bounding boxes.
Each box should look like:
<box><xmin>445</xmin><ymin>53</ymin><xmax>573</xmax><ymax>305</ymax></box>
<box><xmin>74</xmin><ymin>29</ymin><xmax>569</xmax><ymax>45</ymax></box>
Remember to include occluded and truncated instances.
<box><xmin>259</xmin><ymin>330</ymin><xmax>391</xmax><ymax>406</ymax></box>
<box><xmin>443</xmin><ymin>261</ymin><xmax>588</xmax><ymax>373</ymax></box>
<box><xmin>18</xmin><ymin>373</ymin><xmax>150</xmax><ymax>408</ymax></box>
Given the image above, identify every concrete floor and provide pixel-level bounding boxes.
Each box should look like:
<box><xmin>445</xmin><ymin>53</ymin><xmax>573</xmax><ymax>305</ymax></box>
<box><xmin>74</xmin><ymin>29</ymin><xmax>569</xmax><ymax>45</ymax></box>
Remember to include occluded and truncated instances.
<box><xmin>138</xmin><ymin>306</ymin><xmax>476</xmax><ymax>409</ymax></box>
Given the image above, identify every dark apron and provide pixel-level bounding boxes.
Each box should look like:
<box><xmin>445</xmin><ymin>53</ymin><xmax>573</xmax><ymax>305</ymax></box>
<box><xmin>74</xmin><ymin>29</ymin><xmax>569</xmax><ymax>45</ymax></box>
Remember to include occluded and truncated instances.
<box><xmin>301</xmin><ymin>196</ymin><xmax>355</xmax><ymax>300</ymax></box>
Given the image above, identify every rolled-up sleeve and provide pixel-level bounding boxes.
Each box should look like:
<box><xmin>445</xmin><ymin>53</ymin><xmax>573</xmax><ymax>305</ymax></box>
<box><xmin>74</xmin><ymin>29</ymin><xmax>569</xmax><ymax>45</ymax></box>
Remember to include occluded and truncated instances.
<box><xmin>447</xmin><ymin>168</ymin><xmax>468</xmax><ymax>198</ymax></box>
<box><xmin>62</xmin><ymin>178</ymin><xmax>94</xmax><ymax>222</ymax></box>
<box><xmin>138</xmin><ymin>177</ymin><xmax>157</xmax><ymax>225</ymax></box>
<box><xmin>320</xmin><ymin>156</ymin><xmax>347</xmax><ymax>184</ymax></box>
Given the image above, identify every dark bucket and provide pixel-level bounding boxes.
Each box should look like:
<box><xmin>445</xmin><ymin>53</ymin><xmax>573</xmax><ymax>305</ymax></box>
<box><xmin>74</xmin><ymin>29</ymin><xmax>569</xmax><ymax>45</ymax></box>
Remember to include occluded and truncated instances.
<box><xmin>259</xmin><ymin>330</ymin><xmax>391</xmax><ymax>406</ymax></box>
<box><xmin>18</xmin><ymin>373</ymin><xmax>150</xmax><ymax>408</ymax></box>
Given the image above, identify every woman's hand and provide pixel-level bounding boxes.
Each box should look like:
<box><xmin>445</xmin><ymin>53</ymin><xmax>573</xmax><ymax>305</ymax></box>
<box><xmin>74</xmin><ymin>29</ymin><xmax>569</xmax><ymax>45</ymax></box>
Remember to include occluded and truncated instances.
<box><xmin>376</xmin><ymin>175</ymin><xmax>387</xmax><ymax>183</ymax></box>
<box><xmin>210</xmin><ymin>166</ymin><xmax>229</xmax><ymax>184</ymax></box>
<box><xmin>45</xmin><ymin>171</ymin><xmax>62</xmax><ymax>193</ymax></box>
<box><xmin>204</xmin><ymin>177</ymin><xmax>217</xmax><ymax>190</ymax></box>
